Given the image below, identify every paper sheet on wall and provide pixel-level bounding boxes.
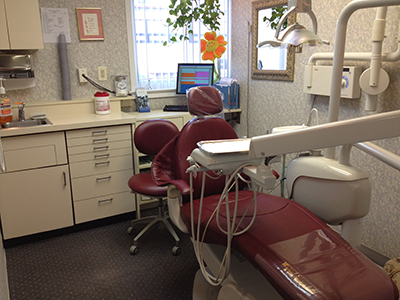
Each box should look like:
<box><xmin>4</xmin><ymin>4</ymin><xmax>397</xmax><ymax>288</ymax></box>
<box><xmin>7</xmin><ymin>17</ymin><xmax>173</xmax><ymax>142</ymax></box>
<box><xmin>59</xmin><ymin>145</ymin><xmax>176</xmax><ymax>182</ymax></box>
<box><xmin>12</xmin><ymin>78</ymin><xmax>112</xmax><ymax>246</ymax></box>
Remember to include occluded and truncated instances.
<box><xmin>40</xmin><ymin>8</ymin><xmax>71</xmax><ymax>43</ymax></box>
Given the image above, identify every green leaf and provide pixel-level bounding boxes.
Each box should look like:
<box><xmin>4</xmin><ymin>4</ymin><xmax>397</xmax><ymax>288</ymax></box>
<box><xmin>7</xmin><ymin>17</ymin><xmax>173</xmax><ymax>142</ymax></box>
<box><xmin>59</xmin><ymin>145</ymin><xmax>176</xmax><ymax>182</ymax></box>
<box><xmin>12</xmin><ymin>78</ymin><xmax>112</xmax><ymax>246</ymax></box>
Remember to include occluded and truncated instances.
<box><xmin>166</xmin><ymin>0</ymin><xmax>223</xmax><ymax>41</ymax></box>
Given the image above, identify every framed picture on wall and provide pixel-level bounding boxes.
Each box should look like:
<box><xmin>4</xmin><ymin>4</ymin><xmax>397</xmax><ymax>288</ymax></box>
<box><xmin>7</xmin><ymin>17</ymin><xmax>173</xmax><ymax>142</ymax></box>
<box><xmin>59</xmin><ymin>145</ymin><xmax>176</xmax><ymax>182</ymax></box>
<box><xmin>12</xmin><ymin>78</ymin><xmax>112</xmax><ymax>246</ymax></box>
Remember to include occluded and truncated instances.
<box><xmin>76</xmin><ymin>8</ymin><xmax>104</xmax><ymax>41</ymax></box>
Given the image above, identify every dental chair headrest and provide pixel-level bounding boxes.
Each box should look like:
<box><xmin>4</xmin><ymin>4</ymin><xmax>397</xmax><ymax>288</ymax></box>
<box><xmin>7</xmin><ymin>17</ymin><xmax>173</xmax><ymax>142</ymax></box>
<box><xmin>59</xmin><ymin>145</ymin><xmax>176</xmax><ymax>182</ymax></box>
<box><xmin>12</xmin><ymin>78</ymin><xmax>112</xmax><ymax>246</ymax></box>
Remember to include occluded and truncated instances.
<box><xmin>187</xmin><ymin>86</ymin><xmax>224</xmax><ymax>116</ymax></box>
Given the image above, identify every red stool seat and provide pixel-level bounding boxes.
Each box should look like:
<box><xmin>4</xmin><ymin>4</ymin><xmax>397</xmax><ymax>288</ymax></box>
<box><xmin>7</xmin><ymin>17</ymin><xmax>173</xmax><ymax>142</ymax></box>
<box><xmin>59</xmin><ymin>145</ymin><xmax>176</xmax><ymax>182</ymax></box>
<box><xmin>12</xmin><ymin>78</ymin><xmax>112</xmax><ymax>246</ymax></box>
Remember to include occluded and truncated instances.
<box><xmin>128</xmin><ymin>173</ymin><xmax>168</xmax><ymax>197</ymax></box>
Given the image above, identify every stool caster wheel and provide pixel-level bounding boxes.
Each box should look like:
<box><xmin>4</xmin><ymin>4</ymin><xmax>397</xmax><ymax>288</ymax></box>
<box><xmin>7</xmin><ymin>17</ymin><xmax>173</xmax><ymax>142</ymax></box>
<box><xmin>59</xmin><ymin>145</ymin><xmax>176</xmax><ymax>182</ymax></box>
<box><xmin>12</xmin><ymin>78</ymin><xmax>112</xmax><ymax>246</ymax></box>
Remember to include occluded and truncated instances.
<box><xmin>172</xmin><ymin>246</ymin><xmax>181</xmax><ymax>256</ymax></box>
<box><xmin>127</xmin><ymin>226</ymin><xmax>135</xmax><ymax>235</ymax></box>
<box><xmin>130</xmin><ymin>245</ymin><xmax>139</xmax><ymax>255</ymax></box>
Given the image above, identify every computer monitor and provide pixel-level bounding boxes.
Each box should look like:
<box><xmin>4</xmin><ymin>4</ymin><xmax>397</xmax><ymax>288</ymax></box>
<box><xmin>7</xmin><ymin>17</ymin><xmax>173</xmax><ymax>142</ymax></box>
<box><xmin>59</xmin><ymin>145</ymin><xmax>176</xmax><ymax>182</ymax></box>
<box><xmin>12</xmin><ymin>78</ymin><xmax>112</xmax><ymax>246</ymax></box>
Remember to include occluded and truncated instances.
<box><xmin>176</xmin><ymin>63</ymin><xmax>214</xmax><ymax>94</ymax></box>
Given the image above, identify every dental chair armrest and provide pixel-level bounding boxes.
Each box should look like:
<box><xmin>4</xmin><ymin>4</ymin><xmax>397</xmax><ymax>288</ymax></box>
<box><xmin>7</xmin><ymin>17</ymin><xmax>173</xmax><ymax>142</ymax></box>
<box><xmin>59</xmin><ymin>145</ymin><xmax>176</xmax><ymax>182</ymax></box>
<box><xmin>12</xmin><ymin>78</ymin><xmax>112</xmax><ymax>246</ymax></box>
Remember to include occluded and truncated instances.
<box><xmin>169</xmin><ymin>179</ymin><xmax>192</xmax><ymax>195</ymax></box>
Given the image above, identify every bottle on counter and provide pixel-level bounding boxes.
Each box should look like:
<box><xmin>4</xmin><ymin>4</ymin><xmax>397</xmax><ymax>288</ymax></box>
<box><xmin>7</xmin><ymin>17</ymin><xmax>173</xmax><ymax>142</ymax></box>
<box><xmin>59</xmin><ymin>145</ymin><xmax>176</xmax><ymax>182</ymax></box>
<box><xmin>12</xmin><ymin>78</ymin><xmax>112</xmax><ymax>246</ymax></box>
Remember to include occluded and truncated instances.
<box><xmin>94</xmin><ymin>91</ymin><xmax>111</xmax><ymax>115</ymax></box>
<box><xmin>0</xmin><ymin>79</ymin><xmax>13</xmax><ymax>125</ymax></box>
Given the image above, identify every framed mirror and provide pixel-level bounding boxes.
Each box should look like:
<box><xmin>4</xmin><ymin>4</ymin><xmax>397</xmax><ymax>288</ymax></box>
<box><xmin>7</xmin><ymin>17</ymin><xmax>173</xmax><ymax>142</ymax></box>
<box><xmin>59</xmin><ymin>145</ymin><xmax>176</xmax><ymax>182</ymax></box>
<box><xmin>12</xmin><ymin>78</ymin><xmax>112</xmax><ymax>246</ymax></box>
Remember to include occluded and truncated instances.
<box><xmin>251</xmin><ymin>0</ymin><xmax>296</xmax><ymax>81</ymax></box>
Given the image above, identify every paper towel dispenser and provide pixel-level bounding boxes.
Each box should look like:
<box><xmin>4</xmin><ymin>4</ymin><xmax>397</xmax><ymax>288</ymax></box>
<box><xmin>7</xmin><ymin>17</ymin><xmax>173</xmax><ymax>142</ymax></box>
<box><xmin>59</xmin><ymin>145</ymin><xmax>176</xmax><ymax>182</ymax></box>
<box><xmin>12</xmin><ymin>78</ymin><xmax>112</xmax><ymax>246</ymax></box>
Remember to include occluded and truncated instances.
<box><xmin>0</xmin><ymin>54</ymin><xmax>35</xmax><ymax>90</ymax></box>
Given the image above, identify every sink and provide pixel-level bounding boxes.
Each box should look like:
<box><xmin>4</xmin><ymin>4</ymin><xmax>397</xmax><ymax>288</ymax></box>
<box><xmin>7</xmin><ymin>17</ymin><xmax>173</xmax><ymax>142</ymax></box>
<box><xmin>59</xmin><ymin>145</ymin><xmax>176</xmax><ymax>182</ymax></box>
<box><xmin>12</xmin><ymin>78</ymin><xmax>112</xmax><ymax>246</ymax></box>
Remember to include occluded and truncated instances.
<box><xmin>1</xmin><ymin>118</ymin><xmax>52</xmax><ymax>129</ymax></box>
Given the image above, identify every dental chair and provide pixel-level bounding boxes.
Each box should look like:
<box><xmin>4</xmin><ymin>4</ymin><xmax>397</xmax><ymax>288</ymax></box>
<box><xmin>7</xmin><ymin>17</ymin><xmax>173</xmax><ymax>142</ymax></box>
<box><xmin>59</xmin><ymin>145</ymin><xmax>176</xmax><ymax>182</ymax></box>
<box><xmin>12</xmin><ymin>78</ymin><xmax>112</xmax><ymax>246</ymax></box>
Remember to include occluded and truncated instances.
<box><xmin>127</xmin><ymin>119</ymin><xmax>180</xmax><ymax>255</ymax></box>
<box><xmin>152</xmin><ymin>86</ymin><xmax>399</xmax><ymax>299</ymax></box>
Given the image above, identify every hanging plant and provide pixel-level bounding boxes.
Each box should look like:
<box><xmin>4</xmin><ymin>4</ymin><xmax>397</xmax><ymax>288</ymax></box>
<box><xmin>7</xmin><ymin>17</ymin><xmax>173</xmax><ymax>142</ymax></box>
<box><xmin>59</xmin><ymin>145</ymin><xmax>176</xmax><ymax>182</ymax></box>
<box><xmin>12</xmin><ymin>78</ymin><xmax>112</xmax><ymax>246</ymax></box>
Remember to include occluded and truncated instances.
<box><xmin>263</xmin><ymin>6</ymin><xmax>288</xmax><ymax>30</ymax></box>
<box><xmin>164</xmin><ymin>0</ymin><xmax>224</xmax><ymax>46</ymax></box>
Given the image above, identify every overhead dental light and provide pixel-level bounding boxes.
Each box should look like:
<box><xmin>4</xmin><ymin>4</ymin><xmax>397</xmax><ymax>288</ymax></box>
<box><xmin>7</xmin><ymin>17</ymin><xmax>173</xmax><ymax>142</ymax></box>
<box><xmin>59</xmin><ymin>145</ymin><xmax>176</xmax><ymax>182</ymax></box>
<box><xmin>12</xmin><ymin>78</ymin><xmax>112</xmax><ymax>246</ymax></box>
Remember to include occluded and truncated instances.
<box><xmin>257</xmin><ymin>0</ymin><xmax>327</xmax><ymax>53</ymax></box>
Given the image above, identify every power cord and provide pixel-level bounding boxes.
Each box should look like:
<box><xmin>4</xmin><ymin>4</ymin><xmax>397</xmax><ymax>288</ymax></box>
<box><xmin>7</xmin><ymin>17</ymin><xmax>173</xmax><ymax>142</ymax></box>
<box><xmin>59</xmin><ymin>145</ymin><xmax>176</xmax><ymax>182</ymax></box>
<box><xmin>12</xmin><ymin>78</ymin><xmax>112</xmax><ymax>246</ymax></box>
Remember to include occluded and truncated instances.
<box><xmin>82</xmin><ymin>74</ymin><xmax>114</xmax><ymax>94</ymax></box>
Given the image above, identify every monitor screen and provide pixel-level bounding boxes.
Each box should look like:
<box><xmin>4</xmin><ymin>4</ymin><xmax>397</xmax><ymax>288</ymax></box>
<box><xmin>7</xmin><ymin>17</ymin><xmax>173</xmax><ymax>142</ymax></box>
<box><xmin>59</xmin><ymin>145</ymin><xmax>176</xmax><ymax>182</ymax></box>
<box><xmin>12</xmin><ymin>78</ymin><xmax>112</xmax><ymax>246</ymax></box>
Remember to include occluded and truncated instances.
<box><xmin>176</xmin><ymin>63</ymin><xmax>214</xmax><ymax>94</ymax></box>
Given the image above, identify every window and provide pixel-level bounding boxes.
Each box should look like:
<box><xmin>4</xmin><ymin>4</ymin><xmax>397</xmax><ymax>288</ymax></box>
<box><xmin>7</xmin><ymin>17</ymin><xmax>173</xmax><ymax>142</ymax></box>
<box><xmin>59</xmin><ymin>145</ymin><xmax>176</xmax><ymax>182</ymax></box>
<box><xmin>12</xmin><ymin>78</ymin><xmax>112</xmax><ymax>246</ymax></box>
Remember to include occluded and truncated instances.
<box><xmin>125</xmin><ymin>0</ymin><xmax>231</xmax><ymax>94</ymax></box>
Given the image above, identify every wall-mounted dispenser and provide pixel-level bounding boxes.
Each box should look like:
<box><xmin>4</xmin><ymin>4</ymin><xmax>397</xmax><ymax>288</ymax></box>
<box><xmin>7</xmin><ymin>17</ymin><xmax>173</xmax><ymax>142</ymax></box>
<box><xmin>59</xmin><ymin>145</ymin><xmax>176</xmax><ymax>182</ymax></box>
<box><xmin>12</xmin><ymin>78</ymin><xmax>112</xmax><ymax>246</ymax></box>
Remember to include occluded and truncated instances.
<box><xmin>0</xmin><ymin>54</ymin><xmax>35</xmax><ymax>90</ymax></box>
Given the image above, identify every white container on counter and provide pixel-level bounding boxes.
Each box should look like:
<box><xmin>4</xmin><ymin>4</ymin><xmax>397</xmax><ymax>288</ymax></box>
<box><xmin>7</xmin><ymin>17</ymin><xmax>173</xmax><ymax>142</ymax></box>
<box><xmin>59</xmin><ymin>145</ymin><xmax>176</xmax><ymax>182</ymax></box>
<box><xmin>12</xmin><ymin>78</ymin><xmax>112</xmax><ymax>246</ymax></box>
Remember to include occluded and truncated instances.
<box><xmin>114</xmin><ymin>75</ymin><xmax>128</xmax><ymax>97</ymax></box>
<box><xmin>94</xmin><ymin>91</ymin><xmax>110</xmax><ymax>114</ymax></box>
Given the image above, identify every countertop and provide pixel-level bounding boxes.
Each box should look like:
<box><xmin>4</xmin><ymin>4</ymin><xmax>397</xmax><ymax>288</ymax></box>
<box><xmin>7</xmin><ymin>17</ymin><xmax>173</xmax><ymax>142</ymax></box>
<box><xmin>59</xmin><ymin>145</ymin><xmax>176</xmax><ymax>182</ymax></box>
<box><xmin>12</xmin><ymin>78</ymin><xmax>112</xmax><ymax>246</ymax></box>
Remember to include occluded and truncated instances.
<box><xmin>0</xmin><ymin>108</ymin><xmax>191</xmax><ymax>138</ymax></box>
<box><xmin>0</xmin><ymin>112</ymin><xmax>136</xmax><ymax>137</ymax></box>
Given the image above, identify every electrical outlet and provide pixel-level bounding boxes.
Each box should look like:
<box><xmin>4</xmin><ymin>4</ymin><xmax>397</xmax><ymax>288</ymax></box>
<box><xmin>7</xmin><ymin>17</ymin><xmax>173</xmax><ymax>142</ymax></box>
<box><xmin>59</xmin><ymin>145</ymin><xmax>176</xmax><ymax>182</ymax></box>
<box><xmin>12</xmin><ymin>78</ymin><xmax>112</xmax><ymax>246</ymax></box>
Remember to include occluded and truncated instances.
<box><xmin>78</xmin><ymin>68</ymin><xmax>88</xmax><ymax>83</ymax></box>
<box><xmin>98</xmin><ymin>66</ymin><xmax>107</xmax><ymax>81</ymax></box>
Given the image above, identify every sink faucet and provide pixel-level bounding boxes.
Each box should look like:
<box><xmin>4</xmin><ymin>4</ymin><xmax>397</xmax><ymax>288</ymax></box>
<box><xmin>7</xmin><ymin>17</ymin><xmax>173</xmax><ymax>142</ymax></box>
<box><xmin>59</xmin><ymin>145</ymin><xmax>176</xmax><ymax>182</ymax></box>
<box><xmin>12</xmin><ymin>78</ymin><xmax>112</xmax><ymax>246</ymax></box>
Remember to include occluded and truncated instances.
<box><xmin>17</xmin><ymin>102</ymin><xmax>25</xmax><ymax>121</ymax></box>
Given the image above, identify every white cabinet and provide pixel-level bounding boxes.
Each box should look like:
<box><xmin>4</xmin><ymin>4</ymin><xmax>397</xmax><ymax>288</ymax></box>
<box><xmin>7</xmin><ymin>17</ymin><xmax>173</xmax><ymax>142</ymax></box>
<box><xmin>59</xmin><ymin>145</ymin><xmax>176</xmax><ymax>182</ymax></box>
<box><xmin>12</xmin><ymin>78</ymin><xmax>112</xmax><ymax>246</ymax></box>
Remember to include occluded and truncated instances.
<box><xmin>0</xmin><ymin>111</ymin><xmax>194</xmax><ymax>240</ymax></box>
<box><xmin>0</xmin><ymin>132</ymin><xmax>73</xmax><ymax>239</ymax></box>
<box><xmin>0</xmin><ymin>165</ymin><xmax>73</xmax><ymax>239</ymax></box>
<box><xmin>0</xmin><ymin>0</ymin><xmax>44</xmax><ymax>50</ymax></box>
<box><xmin>66</xmin><ymin>125</ymin><xmax>135</xmax><ymax>224</ymax></box>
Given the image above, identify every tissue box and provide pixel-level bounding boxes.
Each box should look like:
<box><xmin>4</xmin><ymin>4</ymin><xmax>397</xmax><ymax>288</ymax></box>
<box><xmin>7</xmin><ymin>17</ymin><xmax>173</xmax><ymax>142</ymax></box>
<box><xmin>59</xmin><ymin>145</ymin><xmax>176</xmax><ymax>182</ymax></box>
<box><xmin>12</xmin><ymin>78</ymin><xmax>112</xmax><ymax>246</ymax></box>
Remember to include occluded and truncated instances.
<box><xmin>214</xmin><ymin>81</ymin><xmax>240</xmax><ymax>109</ymax></box>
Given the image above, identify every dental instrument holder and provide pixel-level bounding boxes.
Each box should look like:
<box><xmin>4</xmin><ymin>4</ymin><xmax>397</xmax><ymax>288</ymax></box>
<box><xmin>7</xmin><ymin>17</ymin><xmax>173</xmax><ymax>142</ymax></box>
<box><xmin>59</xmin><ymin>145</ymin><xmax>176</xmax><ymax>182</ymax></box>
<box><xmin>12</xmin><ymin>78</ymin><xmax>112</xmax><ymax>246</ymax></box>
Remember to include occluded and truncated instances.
<box><xmin>135</xmin><ymin>88</ymin><xmax>150</xmax><ymax>113</ymax></box>
<box><xmin>191</xmin><ymin>140</ymin><xmax>276</xmax><ymax>190</ymax></box>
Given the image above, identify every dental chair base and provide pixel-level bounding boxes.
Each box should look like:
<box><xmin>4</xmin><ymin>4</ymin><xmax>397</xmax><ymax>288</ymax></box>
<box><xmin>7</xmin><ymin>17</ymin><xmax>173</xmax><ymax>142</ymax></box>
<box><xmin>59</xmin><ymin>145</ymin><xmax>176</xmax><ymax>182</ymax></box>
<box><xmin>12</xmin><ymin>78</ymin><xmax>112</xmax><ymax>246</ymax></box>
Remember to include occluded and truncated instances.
<box><xmin>181</xmin><ymin>190</ymin><xmax>398</xmax><ymax>300</ymax></box>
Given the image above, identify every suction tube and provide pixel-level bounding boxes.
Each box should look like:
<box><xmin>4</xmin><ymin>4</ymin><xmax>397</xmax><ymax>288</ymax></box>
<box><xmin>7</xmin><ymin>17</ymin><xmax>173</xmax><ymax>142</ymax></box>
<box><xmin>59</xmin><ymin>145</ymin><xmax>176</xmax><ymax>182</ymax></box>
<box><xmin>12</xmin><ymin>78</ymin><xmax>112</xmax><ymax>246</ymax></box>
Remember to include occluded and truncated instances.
<box><xmin>58</xmin><ymin>34</ymin><xmax>71</xmax><ymax>100</ymax></box>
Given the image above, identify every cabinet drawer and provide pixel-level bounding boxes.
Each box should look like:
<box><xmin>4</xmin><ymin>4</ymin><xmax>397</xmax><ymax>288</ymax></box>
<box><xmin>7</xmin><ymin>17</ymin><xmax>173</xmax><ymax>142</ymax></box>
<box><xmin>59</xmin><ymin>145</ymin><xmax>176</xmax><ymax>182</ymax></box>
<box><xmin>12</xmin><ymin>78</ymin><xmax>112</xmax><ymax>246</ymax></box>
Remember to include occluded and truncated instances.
<box><xmin>67</xmin><ymin>140</ymin><xmax>132</xmax><ymax>156</ymax></box>
<box><xmin>66</xmin><ymin>125</ymin><xmax>130</xmax><ymax>139</ymax></box>
<box><xmin>69</xmin><ymin>155</ymin><xmax>132</xmax><ymax>178</ymax></box>
<box><xmin>67</xmin><ymin>132</ymin><xmax>131</xmax><ymax>147</ymax></box>
<box><xmin>74</xmin><ymin>191</ymin><xmax>135</xmax><ymax>224</ymax></box>
<box><xmin>69</xmin><ymin>147</ymin><xmax>132</xmax><ymax>163</ymax></box>
<box><xmin>71</xmin><ymin>169</ymin><xmax>133</xmax><ymax>201</ymax></box>
<box><xmin>2</xmin><ymin>132</ymin><xmax>67</xmax><ymax>172</ymax></box>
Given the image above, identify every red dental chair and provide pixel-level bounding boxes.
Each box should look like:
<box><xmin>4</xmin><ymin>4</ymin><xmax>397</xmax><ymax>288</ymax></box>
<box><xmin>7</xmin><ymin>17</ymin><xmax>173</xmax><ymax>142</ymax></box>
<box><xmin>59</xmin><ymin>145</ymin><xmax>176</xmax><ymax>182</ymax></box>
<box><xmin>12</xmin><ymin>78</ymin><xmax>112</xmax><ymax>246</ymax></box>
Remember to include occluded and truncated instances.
<box><xmin>152</xmin><ymin>86</ymin><xmax>399</xmax><ymax>299</ymax></box>
<box><xmin>127</xmin><ymin>119</ymin><xmax>180</xmax><ymax>255</ymax></box>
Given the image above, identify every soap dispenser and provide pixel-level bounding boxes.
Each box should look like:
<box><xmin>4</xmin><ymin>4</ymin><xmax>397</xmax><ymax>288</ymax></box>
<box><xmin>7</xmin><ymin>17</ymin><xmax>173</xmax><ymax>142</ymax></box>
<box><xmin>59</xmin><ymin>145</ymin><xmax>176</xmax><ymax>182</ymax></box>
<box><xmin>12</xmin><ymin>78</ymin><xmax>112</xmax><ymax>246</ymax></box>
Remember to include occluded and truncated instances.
<box><xmin>0</xmin><ymin>79</ymin><xmax>13</xmax><ymax>125</ymax></box>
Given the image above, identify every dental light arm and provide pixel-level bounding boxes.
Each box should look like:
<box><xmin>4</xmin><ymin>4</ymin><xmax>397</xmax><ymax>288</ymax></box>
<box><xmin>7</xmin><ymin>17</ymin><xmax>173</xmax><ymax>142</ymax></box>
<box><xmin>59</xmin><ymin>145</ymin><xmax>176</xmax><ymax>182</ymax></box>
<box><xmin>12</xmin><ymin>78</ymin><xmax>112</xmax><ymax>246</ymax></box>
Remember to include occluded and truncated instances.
<box><xmin>258</xmin><ymin>0</ymin><xmax>326</xmax><ymax>51</ymax></box>
<box><xmin>275</xmin><ymin>0</ymin><xmax>317</xmax><ymax>38</ymax></box>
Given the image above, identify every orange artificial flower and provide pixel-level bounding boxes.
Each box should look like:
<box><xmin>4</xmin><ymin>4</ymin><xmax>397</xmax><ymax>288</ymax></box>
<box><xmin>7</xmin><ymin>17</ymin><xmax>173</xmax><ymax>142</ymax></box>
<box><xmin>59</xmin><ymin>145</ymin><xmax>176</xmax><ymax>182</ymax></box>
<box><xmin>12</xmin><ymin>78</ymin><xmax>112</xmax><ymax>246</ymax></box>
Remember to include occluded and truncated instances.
<box><xmin>200</xmin><ymin>31</ymin><xmax>228</xmax><ymax>62</ymax></box>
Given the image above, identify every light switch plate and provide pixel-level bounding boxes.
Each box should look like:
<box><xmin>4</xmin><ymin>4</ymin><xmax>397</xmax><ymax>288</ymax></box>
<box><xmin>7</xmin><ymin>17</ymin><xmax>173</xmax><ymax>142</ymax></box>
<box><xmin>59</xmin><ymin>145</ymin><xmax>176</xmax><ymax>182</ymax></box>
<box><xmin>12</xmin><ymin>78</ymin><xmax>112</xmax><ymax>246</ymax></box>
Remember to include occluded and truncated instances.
<box><xmin>98</xmin><ymin>66</ymin><xmax>107</xmax><ymax>81</ymax></box>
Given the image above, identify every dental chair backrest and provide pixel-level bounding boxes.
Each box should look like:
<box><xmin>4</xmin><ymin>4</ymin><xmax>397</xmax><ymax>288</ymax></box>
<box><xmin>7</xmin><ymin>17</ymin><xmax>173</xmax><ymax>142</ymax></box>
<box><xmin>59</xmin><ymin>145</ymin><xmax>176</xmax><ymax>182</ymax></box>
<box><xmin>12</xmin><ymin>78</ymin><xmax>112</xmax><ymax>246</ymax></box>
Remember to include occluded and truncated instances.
<box><xmin>152</xmin><ymin>86</ymin><xmax>238</xmax><ymax>202</ymax></box>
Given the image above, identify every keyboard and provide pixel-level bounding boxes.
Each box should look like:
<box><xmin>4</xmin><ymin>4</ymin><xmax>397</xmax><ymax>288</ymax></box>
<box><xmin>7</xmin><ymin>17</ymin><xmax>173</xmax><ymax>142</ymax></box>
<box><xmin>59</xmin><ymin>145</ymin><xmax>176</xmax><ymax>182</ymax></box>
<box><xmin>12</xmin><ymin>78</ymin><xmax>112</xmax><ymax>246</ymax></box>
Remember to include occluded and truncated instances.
<box><xmin>163</xmin><ymin>105</ymin><xmax>188</xmax><ymax>112</ymax></box>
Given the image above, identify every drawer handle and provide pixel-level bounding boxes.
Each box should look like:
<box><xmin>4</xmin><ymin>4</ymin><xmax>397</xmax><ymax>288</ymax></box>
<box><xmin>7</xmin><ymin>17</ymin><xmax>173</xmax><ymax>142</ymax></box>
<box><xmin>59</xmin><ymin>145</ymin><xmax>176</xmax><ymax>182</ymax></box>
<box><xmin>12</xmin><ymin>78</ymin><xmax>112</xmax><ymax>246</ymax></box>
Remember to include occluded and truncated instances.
<box><xmin>93</xmin><ymin>145</ymin><xmax>109</xmax><ymax>151</ymax></box>
<box><xmin>94</xmin><ymin>154</ymin><xmax>110</xmax><ymax>159</ymax></box>
<box><xmin>92</xmin><ymin>130</ymin><xmax>108</xmax><ymax>135</ymax></box>
<box><xmin>93</xmin><ymin>138</ymin><xmax>108</xmax><ymax>143</ymax></box>
<box><xmin>95</xmin><ymin>161</ymin><xmax>110</xmax><ymax>166</ymax></box>
<box><xmin>98</xmin><ymin>198</ymin><xmax>113</xmax><ymax>204</ymax></box>
<box><xmin>96</xmin><ymin>175</ymin><xmax>112</xmax><ymax>181</ymax></box>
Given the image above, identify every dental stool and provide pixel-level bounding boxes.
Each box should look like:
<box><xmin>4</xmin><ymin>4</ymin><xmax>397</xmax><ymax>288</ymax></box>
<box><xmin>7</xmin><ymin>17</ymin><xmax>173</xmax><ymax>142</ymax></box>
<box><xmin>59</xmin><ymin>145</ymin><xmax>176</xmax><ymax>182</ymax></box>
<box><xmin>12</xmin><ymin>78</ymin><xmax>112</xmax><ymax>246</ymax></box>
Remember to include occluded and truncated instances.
<box><xmin>127</xmin><ymin>119</ymin><xmax>180</xmax><ymax>255</ymax></box>
<box><xmin>152</xmin><ymin>86</ymin><xmax>399</xmax><ymax>299</ymax></box>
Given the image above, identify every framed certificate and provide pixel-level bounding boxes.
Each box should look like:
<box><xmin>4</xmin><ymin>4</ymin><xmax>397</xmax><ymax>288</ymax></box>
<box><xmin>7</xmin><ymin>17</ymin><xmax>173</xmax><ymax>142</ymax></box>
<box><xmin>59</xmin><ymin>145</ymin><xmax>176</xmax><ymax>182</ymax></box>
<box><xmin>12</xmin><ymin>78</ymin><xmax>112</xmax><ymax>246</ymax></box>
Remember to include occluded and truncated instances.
<box><xmin>76</xmin><ymin>8</ymin><xmax>104</xmax><ymax>41</ymax></box>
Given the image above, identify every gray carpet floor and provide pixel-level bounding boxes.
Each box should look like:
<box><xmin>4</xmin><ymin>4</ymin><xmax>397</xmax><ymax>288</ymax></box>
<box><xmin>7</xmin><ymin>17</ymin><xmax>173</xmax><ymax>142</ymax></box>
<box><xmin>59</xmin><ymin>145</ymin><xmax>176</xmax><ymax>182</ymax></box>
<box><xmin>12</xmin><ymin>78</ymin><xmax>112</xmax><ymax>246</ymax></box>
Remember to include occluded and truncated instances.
<box><xmin>5</xmin><ymin>217</ymin><xmax>199</xmax><ymax>300</ymax></box>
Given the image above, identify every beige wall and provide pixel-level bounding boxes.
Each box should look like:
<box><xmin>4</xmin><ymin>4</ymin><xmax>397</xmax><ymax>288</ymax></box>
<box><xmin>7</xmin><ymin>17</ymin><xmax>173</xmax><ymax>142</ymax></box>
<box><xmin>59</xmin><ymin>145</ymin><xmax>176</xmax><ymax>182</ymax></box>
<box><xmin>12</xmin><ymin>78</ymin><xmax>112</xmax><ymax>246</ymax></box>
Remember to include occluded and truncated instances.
<box><xmin>231</xmin><ymin>0</ymin><xmax>400</xmax><ymax>258</ymax></box>
<box><xmin>6</xmin><ymin>0</ymin><xmax>130</xmax><ymax>103</ymax></box>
